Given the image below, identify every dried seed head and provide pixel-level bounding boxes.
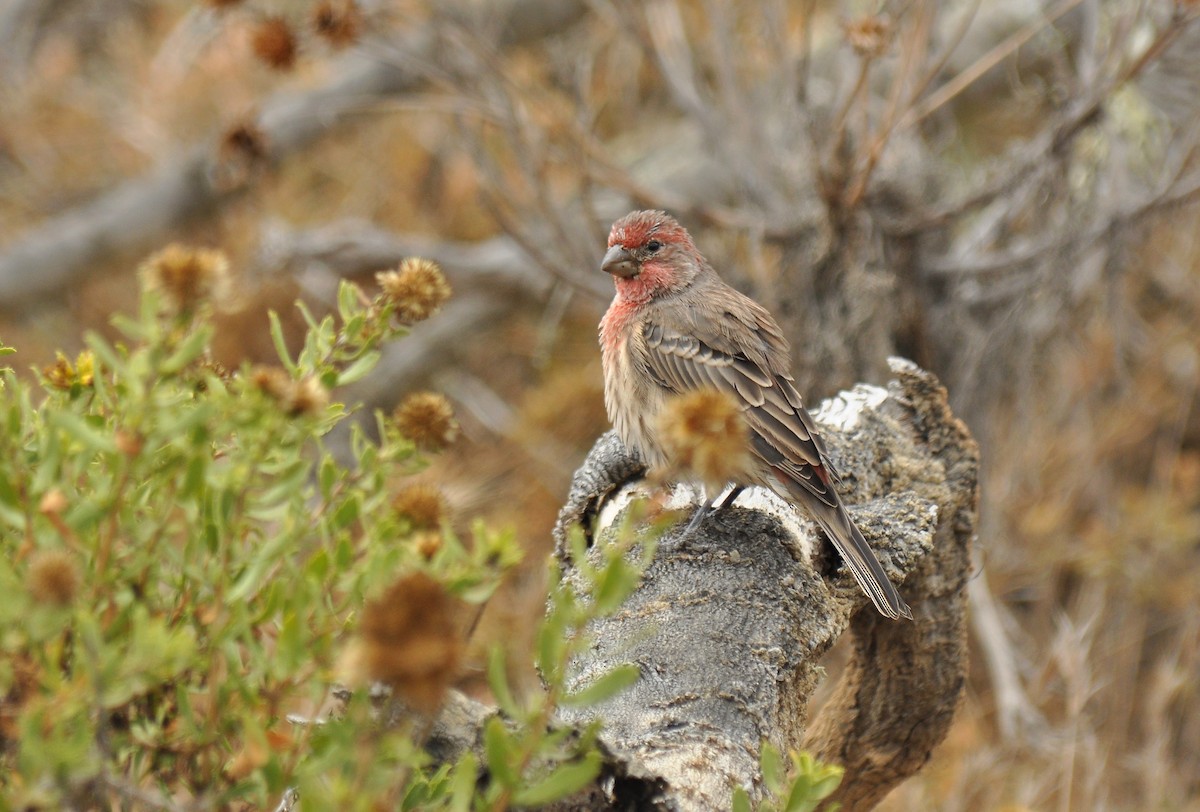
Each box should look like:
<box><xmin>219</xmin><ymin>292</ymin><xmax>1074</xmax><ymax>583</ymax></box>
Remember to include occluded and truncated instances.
<box><xmin>358</xmin><ymin>572</ymin><xmax>463</xmax><ymax>707</ymax></box>
<box><xmin>376</xmin><ymin>258</ymin><xmax>451</xmax><ymax>324</ymax></box>
<box><xmin>843</xmin><ymin>15</ymin><xmax>890</xmax><ymax>58</ymax></box>
<box><xmin>213</xmin><ymin>122</ymin><xmax>270</xmax><ymax>189</ymax></box>
<box><xmin>657</xmin><ymin>389</ymin><xmax>751</xmax><ymax>494</ymax></box>
<box><xmin>252</xmin><ymin>16</ymin><xmax>298</xmax><ymax>70</ymax></box>
<box><xmin>141</xmin><ymin>244</ymin><xmax>231</xmax><ymax>314</ymax></box>
<box><xmin>29</xmin><ymin>549</ymin><xmax>81</xmax><ymax>607</ymax></box>
<box><xmin>312</xmin><ymin>0</ymin><xmax>362</xmax><ymax>48</ymax></box>
<box><xmin>394</xmin><ymin>392</ymin><xmax>459</xmax><ymax>451</ymax></box>
<box><xmin>286</xmin><ymin>375</ymin><xmax>330</xmax><ymax>417</ymax></box>
<box><xmin>251</xmin><ymin>367</ymin><xmax>329</xmax><ymax>417</ymax></box>
<box><xmin>220</xmin><ymin>123</ymin><xmax>268</xmax><ymax>164</ymax></box>
<box><xmin>413</xmin><ymin>531</ymin><xmax>442</xmax><ymax>560</ymax></box>
<box><xmin>251</xmin><ymin>365</ymin><xmax>292</xmax><ymax>400</ymax></box>
<box><xmin>392</xmin><ymin>483</ymin><xmax>447</xmax><ymax>530</ymax></box>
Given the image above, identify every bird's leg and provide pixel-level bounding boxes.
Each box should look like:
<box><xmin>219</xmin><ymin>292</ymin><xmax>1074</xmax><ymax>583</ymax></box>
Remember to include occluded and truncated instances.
<box><xmin>682</xmin><ymin>485</ymin><xmax>745</xmax><ymax>535</ymax></box>
<box><xmin>713</xmin><ymin>485</ymin><xmax>745</xmax><ymax>512</ymax></box>
<box><xmin>683</xmin><ymin>496</ymin><xmax>715</xmax><ymax>535</ymax></box>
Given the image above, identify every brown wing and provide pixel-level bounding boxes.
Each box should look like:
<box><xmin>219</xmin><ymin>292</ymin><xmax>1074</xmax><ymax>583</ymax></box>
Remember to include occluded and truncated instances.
<box><xmin>639</xmin><ymin>315</ymin><xmax>911</xmax><ymax>620</ymax></box>
<box><xmin>639</xmin><ymin>318</ymin><xmax>840</xmax><ymax>509</ymax></box>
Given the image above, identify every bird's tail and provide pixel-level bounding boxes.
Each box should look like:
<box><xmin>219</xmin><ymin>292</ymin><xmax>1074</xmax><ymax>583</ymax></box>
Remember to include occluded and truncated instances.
<box><xmin>806</xmin><ymin>498</ymin><xmax>912</xmax><ymax>620</ymax></box>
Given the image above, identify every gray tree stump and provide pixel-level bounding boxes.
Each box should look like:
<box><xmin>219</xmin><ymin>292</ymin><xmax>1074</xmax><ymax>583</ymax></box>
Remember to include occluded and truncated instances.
<box><xmin>549</xmin><ymin>358</ymin><xmax>978</xmax><ymax>811</ymax></box>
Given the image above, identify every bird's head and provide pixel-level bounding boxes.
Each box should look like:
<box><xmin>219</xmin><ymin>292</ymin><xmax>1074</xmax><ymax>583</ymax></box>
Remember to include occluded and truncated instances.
<box><xmin>603</xmin><ymin>210</ymin><xmax>703</xmax><ymax>300</ymax></box>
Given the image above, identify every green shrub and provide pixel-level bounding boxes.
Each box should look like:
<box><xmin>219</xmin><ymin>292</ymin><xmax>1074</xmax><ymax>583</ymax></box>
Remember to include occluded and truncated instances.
<box><xmin>0</xmin><ymin>250</ymin><xmax>515</xmax><ymax>809</ymax></box>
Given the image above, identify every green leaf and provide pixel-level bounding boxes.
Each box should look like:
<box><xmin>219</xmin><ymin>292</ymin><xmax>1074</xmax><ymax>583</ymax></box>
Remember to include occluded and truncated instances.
<box><xmin>732</xmin><ymin>787</ymin><xmax>753</xmax><ymax>812</ymax></box>
<box><xmin>227</xmin><ymin>531</ymin><xmax>292</xmax><ymax>602</ymax></box>
<box><xmin>160</xmin><ymin>326</ymin><xmax>213</xmax><ymax>374</ymax></box>
<box><xmin>181</xmin><ymin>454</ymin><xmax>208</xmax><ymax>498</ymax></box>
<box><xmin>329</xmin><ymin>494</ymin><xmax>360</xmax><ymax>531</ymax></box>
<box><xmin>512</xmin><ymin>752</ymin><xmax>602</xmax><ymax>806</ymax></box>
<box><xmin>447</xmin><ymin>752</ymin><xmax>478</xmax><ymax>812</ymax></box>
<box><xmin>276</xmin><ymin>610</ymin><xmax>307</xmax><ymax>671</ymax></box>
<box><xmin>483</xmin><ymin>717</ymin><xmax>517</xmax><ymax>789</ymax></box>
<box><xmin>566</xmin><ymin>525</ymin><xmax>590</xmax><ymax>572</ymax></box>
<box><xmin>318</xmin><ymin>455</ymin><xmax>338</xmax><ymax>500</ymax></box>
<box><xmin>295</xmin><ymin>300</ymin><xmax>320</xmax><ymax>331</ymax></box>
<box><xmin>761</xmin><ymin>741</ymin><xmax>784</xmax><ymax>790</ymax></box>
<box><xmin>111</xmin><ymin>312</ymin><xmax>150</xmax><ymax>342</ymax></box>
<box><xmin>487</xmin><ymin>646</ymin><xmax>520</xmax><ymax>718</ymax></box>
<box><xmin>810</xmin><ymin>770</ymin><xmax>842</xmax><ymax>800</ymax></box>
<box><xmin>561</xmin><ymin>663</ymin><xmax>640</xmax><ymax>708</ymax></box>
<box><xmin>84</xmin><ymin>331</ymin><xmax>127</xmax><ymax>376</ymax></box>
<box><xmin>51</xmin><ymin>411</ymin><xmax>117</xmax><ymax>454</ymax></box>
<box><xmin>536</xmin><ymin>604</ymin><xmax>568</xmax><ymax>685</ymax></box>
<box><xmin>784</xmin><ymin>772</ymin><xmax>813</xmax><ymax>812</ymax></box>
<box><xmin>336</xmin><ymin>350</ymin><xmax>381</xmax><ymax>386</ymax></box>
<box><xmin>336</xmin><ymin>280</ymin><xmax>363</xmax><ymax>323</ymax></box>
<box><xmin>783</xmin><ymin>752</ymin><xmax>843</xmax><ymax>812</ymax></box>
<box><xmin>268</xmin><ymin>311</ymin><xmax>295</xmax><ymax>371</ymax></box>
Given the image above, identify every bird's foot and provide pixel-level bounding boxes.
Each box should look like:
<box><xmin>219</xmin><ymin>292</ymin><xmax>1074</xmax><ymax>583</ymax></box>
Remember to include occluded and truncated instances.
<box><xmin>682</xmin><ymin>498</ymin><xmax>713</xmax><ymax>535</ymax></box>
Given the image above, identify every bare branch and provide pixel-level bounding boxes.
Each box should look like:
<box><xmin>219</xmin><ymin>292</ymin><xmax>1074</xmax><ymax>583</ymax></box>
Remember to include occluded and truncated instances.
<box><xmin>0</xmin><ymin>0</ymin><xmax>591</xmax><ymax>310</ymax></box>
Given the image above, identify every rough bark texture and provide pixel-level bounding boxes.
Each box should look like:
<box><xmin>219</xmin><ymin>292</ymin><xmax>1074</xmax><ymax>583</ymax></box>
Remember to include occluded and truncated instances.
<box><xmin>550</xmin><ymin>358</ymin><xmax>978</xmax><ymax>810</ymax></box>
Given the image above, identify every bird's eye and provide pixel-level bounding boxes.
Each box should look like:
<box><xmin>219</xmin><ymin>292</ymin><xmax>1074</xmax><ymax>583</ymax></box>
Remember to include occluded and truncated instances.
<box><xmin>645</xmin><ymin>240</ymin><xmax>663</xmax><ymax>253</ymax></box>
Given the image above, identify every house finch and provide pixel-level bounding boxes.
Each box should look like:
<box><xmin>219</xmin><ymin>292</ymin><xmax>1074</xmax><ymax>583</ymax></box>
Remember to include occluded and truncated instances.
<box><xmin>598</xmin><ymin>210</ymin><xmax>912</xmax><ymax>620</ymax></box>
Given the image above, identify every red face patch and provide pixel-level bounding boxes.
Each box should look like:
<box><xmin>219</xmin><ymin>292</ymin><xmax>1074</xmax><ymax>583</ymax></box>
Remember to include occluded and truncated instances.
<box><xmin>608</xmin><ymin>210</ymin><xmax>691</xmax><ymax>251</ymax></box>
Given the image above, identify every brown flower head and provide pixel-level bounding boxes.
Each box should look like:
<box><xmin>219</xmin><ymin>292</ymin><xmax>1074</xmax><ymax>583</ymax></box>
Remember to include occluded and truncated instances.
<box><xmin>376</xmin><ymin>258</ymin><xmax>451</xmax><ymax>324</ymax></box>
<box><xmin>251</xmin><ymin>366</ymin><xmax>329</xmax><ymax>417</ymax></box>
<box><xmin>251</xmin><ymin>365</ymin><xmax>291</xmax><ymax>400</ymax></box>
<box><xmin>358</xmin><ymin>572</ymin><xmax>463</xmax><ymax>707</ymax></box>
<box><xmin>29</xmin><ymin>549</ymin><xmax>81</xmax><ymax>607</ymax></box>
<box><xmin>392</xmin><ymin>483</ymin><xmax>447</xmax><ymax>530</ymax></box>
<box><xmin>285</xmin><ymin>375</ymin><xmax>330</xmax><ymax>417</ymax></box>
<box><xmin>657</xmin><ymin>389</ymin><xmax>751</xmax><ymax>493</ymax></box>
<box><xmin>141</xmin><ymin>244</ymin><xmax>231</xmax><ymax>314</ymax></box>
<box><xmin>843</xmin><ymin>15</ymin><xmax>890</xmax><ymax>58</ymax></box>
<box><xmin>394</xmin><ymin>392</ymin><xmax>459</xmax><ymax>451</ymax></box>
<box><xmin>413</xmin><ymin>532</ymin><xmax>442</xmax><ymax>560</ymax></box>
<box><xmin>252</xmin><ymin>16</ymin><xmax>298</xmax><ymax>70</ymax></box>
<box><xmin>312</xmin><ymin>0</ymin><xmax>362</xmax><ymax>48</ymax></box>
<box><xmin>42</xmin><ymin>353</ymin><xmax>73</xmax><ymax>390</ymax></box>
<box><xmin>220</xmin><ymin>122</ymin><xmax>268</xmax><ymax>163</ymax></box>
<box><xmin>213</xmin><ymin>121</ymin><xmax>270</xmax><ymax>190</ymax></box>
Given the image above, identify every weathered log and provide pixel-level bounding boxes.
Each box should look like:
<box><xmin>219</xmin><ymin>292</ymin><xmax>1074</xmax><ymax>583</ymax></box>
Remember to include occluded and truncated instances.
<box><xmin>547</xmin><ymin>358</ymin><xmax>978</xmax><ymax>810</ymax></box>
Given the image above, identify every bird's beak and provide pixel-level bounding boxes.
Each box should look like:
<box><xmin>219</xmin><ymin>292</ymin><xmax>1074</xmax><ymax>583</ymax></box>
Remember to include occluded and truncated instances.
<box><xmin>601</xmin><ymin>245</ymin><xmax>638</xmax><ymax>278</ymax></box>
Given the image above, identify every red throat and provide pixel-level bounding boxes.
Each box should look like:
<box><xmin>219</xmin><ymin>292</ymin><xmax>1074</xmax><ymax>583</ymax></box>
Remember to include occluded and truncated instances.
<box><xmin>610</xmin><ymin>260</ymin><xmax>672</xmax><ymax>305</ymax></box>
